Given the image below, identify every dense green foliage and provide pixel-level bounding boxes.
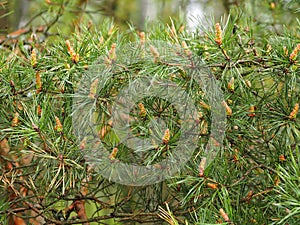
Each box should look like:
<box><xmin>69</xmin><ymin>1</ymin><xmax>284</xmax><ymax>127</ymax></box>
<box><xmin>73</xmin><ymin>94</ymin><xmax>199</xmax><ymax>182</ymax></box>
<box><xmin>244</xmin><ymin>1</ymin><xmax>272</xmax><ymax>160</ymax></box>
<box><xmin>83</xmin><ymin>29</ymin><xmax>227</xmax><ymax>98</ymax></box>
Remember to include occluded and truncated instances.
<box><xmin>1</xmin><ymin>0</ymin><xmax>300</xmax><ymax>224</ymax></box>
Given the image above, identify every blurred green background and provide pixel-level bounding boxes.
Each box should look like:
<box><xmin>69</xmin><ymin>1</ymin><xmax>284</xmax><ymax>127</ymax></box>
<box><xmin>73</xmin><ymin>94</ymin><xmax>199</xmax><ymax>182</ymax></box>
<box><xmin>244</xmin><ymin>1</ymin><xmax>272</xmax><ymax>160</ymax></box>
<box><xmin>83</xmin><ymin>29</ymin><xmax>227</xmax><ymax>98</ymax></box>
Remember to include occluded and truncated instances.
<box><xmin>1</xmin><ymin>0</ymin><xmax>299</xmax><ymax>35</ymax></box>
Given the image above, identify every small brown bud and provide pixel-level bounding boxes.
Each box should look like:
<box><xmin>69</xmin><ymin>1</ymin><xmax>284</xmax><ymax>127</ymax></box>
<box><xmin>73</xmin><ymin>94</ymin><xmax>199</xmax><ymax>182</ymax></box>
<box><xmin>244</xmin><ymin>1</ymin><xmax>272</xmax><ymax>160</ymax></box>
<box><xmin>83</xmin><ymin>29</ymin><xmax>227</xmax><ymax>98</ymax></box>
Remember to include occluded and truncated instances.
<box><xmin>222</xmin><ymin>101</ymin><xmax>232</xmax><ymax>116</ymax></box>
<box><xmin>162</xmin><ymin>128</ymin><xmax>170</xmax><ymax>145</ymax></box>
<box><xmin>66</xmin><ymin>40</ymin><xmax>79</xmax><ymax>63</ymax></box>
<box><xmin>279</xmin><ymin>154</ymin><xmax>286</xmax><ymax>161</ymax></box>
<box><xmin>31</xmin><ymin>48</ymin><xmax>37</xmax><ymax>68</ymax></box>
<box><xmin>248</xmin><ymin>105</ymin><xmax>256</xmax><ymax>117</ymax></box>
<box><xmin>288</xmin><ymin>103</ymin><xmax>299</xmax><ymax>119</ymax></box>
<box><xmin>37</xmin><ymin>105</ymin><xmax>42</xmax><ymax>116</ymax></box>
<box><xmin>199</xmin><ymin>101</ymin><xmax>210</xmax><ymax>110</ymax></box>
<box><xmin>227</xmin><ymin>77</ymin><xmax>234</xmax><ymax>92</ymax></box>
<box><xmin>289</xmin><ymin>44</ymin><xmax>300</xmax><ymax>61</ymax></box>
<box><xmin>198</xmin><ymin>157</ymin><xmax>206</xmax><ymax>177</ymax></box>
<box><xmin>246</xmin><ymin>190</ymin><xmax>253</xmax><ymax>200</ymax></box>
<box><xmin>11</xmin><ymin>112</ymin><xmax>19</xmax><ymax>127</ymax></box>
<box><xmin>138</xmin><ymin>32</ymin><xmax>145</xmax><ymax>46</ymax></box>
<box><xmin>219</xmin><ymin>208</ymin><xmax>230</xmax><ymax>222</ymax></box>
<box><xmin>215</xmin><ymin>23</ymin><xmax>222</xmax><ymax>46</ymax></box>
<box><xmin>207</xmin><ymin>182</ymin><xmax>218</xmax><ymax>189</ymax></box>
<box><xmin>54</xmin><ymin>116</ymin><xmax>63</xmax><ymax>132</ymax></box>
<box><xmin>109</xmin><ymin>43</ymin><xmax>117</xmax><ymax>60</ymax></box>
<box><xmin>109</xmin><ymin>147</ymin><xmax>118</xmax><ymax>159</ymax></box>
<box><xmin>36</xmin><ymin>72</ymin><xmax>42</xmax><ymax>94</ymax></box>
<box><xmin>138</xmin><ymin>103</ymin><xmax>146</xmax><ymax>117</ymax></box>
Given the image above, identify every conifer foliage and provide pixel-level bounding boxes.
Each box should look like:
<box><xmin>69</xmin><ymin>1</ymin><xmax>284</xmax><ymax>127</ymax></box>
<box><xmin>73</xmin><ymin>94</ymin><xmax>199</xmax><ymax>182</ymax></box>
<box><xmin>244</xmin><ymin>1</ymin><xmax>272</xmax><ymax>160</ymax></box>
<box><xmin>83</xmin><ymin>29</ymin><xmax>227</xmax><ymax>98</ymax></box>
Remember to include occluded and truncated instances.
<box><xmin>1</xmin><ymin>0</ymin><xmax>300</xmax><ymax>224</ymax></box>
